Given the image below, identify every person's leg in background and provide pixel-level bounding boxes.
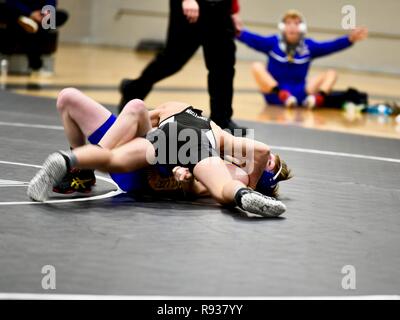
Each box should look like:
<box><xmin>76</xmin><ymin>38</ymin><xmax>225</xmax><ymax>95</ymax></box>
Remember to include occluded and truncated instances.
<box><xmin>251</xmin><ymin>62</ymin><xmax>278</xmax><ymax>93</ymax></box>
<box><xmin>2</xmin><ymin>3</ymin><xmax>42</xmax><ymax>70</ymax></box>
<box><xmin>118</xmin><ymin>0</ymin><xmax>201</xmax><ymax>112</ymax></box>
<box><xmin>304</xmin><ymin>69</ymin><xmax>338</xmax><ymax>109</ymax></box>
<box><xmin>55</xmin><ymin>10</ymin><xmax>69</xmax><ymax>28</ymax></box>
<box><xmin>30</xmin><ymin>6</ymin><xmax>69</xmax><ymax>73</ymax></box>
<box><xmin>251</xmin><ymin>62</ymin><xmax>297</xmax><ymax>108</ymax></box>
<box><xmin>200</xmin><ymin>0</ymin><xmax>246</xmax><ymax>134</ymax></box>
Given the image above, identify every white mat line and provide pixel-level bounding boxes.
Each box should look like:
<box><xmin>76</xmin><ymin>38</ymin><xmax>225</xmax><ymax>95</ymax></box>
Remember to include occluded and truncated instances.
<box><xmin>0</xmin><ymin>293</ymin><xmax>398</xmax><ymax>300</ymax></box>
<box><xmin>0</xmin><ymin>121</ymin><xmax>399</xmax><ymax>164</ymax></box>
<box><xmin>0</xmin><ymin>160</ymin><xmax>123</xmax><ymax>206</ymax></box>
<box><xmin>270</xmin><ymin>145</ymin><xmax>400</xmax><ymax>164</ymax></box>
<box><xmin>0</xmin><ymin>121</ymin><xmax>63</xmax><ymax>130</ymax></box>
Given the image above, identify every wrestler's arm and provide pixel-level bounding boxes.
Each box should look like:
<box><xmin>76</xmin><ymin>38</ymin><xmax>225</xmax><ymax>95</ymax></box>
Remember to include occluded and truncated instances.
<box><xmin>148</xmin><ymin>109</ymin><xmax>162</xmax><ymax>127</ymax></box>
<box><xmin>210</xmin><ymin>122</ymin><xmax>269</xmax><ymax>189</ymax></box>
<box><xmin>149</xmin><ymin>101</ymin><xmax>193</xmax><ymax>128</ymax></box>
<box><xmin>173</xmin><ymin>163</ymin><xmax>249</xmax><ymax>197</ymax></box>
<box><xmin>182</xmin><ymin>178</ymin><xmax>210</xmax><ymax>197</ymax></box>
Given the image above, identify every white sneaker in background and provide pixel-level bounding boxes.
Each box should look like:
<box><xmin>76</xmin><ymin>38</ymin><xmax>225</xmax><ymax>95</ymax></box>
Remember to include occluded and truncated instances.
<box><xmin>17</xmin><ymin>16</ymin><xmax>39</xmax><ymax>33</ymax></box>
<box><xmin>284</xmin><ymin>95</ymin><xmax>298</xmax><ymax>108</ymax></box>
<box><xmin>303</xmin><ymin>95</ymin><xmax>317</xmax><ymax>109</ymax></box>
<box><xmin>30</xmin><ymin>69</ymin><xmax>54</xmax><ymax>78</ymax></box>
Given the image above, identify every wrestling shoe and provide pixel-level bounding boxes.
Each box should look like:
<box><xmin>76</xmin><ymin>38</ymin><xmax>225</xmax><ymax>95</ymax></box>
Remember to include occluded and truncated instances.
<box><xmin>278</xmin><ymin>90</ymin><xmax>298</xmax><ymax>108</ymax></box>
<box><xmin>27</xmin><ymin>152</ymin><xmax>68</xmax><ymax>201</ymax></box>
<box><xmin>53</xmin><ymin>168</ymin><xmax>96</xmax><ymax>194</ymax></box>
<box><xmin>118</xmin><ymin>78</ymin><xmax>151</xmax><ymax>113</ymax></box>
<box><xmin>235</xmin><ymin>188</ymin><xmax>286</xmax><ymax>217</ymax></box>
<box><xmin>224</xmin><ymin>120</ymin><xmax>248</xmax><ymax>137</ymax></box>
<box><xmin>17</xmin><ymin>16</ymin><xmax>39</xmax><ymax>33</ymax></box>
<box><xmin>303</xmin><ymin>93</ymin><xmax>325</xmax><ymax>109</ymax></box>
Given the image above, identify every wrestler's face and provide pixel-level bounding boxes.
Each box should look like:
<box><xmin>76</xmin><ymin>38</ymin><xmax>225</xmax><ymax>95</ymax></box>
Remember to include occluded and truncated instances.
<box><xmin>266</xmin><ymin>153</ymin><xmax>276</xmax><ymax>172</ymax></box>
<box><xmin>283</xmin><ymin>17</ymin><xmax>302</xmax><ymax>44</ymax></box>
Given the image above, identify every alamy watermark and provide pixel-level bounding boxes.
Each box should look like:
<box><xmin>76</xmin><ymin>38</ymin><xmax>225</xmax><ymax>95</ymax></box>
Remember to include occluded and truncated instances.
<box><xmin>41</xmin><ymin>5</ymin><xmax>56</xmax><ymax>30</ymax></box>
<box><xmin>145</xmin><ymin>125</ymin><xmax>257</xmax><ymax>176</ymax></box>
<box><xmin>341</xmin><ymin>265</ymin><xmax>356</xmax><ymax>290</ymax></box>
<box><xmin>341</xmin><ymin>5</ymin><xmax>356</xmax><ymax>30</ymax></box>
<box><xmin>41</xmin><ymin>265</ymin><xmax>56</xmax><ymax>290</ymax></box>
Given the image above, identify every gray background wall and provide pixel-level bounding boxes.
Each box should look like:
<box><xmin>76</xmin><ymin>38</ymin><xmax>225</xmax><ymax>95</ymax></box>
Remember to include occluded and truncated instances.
<box><xmin>58</xmin><ymin>0</ymin><xmax>400</xmax><ymax>74</ymax></box>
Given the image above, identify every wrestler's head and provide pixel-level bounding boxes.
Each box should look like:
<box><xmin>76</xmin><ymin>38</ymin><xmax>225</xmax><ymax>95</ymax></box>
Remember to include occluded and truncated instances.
<box><xmin>279</xmin><ymin>10</ymin><xmax>307</xmax><ymax>44</ymax></box>
<box><xmin>256</xmin><ymin>154</ymin><xmax>293</xmax><ymax>197</ymax></box>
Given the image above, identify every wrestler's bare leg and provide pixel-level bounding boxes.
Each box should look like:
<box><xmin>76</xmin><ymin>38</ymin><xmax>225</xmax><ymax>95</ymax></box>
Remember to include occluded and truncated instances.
<box><xmin>56</xmin><ymin>88</ymin><xmax>112</xmax><ymax>148</ymax></box>
<box><xmin>57</xmin><ymin>88</ymin><xmax>153</xmax><ymax>150</ymax></box>
<box><xmin>251</xmin><ymin>62</ymin><xmax>278</xmax><ymax>93</ymax></box>
<box><xmin>306</xmin><ymin>69</ymin><xmax>338</xmax><ymax>94</ymax></box>
<box><xmin>192</xmin><ymin>157</ymin><xmax>286</xmax><ymax>216</ymax></box>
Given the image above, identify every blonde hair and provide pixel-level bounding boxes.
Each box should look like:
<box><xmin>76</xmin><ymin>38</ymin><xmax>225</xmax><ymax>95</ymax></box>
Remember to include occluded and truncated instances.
<box><xmin>282</xmin><ymin>9</ymin><xmax>305</xmax><ymax>23</ymax></box>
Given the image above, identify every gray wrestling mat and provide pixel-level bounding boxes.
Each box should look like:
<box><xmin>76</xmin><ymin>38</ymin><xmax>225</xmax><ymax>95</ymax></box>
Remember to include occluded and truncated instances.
<box><xmin>0</xmin><ymin>90</ymin><xmax>399</xmax><ymax>297</ymax></box>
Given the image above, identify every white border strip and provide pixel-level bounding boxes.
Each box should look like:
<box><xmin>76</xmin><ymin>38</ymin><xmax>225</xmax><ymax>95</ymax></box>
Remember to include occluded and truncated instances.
<box><xmin>0</xmin><ymin>293</ymin><xmax>398</xmax><ymax>300</ymax></box>
<box><xmin>0</xmin><ymin>160</ymin><xmax>123</xmax><ymax>205</ymax></box>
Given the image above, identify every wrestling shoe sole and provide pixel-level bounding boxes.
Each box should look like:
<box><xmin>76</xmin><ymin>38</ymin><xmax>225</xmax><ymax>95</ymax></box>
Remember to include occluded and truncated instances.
<box><xmin>27</xmin><ymin>153</ymin><xmax>68</xmax><ymax>202</ymax></box>
<box><xmin>240</xmin><ymin>192</ymin><xmax>286</xmax><ymax>217</ymax></box>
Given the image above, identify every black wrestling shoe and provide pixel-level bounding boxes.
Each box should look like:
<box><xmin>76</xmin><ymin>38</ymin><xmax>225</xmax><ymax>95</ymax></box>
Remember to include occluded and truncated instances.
<box><xmin>53</xmin><ymin>168</ymin><xmax>96</xmax><ymax>194</ymax></box>
<box><xmin>118</xmin><ymin>78</ymin><xmax>151</xmax><ymax>113</ymax></box>
<box><xmin>224</xmin><ymin>120</ymin><xmax>248</xmax><ymax>137</ymax></box>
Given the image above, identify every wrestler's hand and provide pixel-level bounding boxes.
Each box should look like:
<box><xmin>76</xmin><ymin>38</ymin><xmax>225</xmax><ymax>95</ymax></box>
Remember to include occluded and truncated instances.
<box><xmin>30</xmin><ymin>10</ymin><xmax>43</xmax><ymax>23</ymax></box>
<box><xmin>232</xmin><ymin>13</ymin><xmax>243</xmax><ymax>36</ymax></box>
<box><xmin>349</xmin><ymin>27</ymin><xmax>368</xmax><ymax>43</ymax></box>
<box><xmin>182</xmin><ymin>0</ymin><xmax>199</xmax><ymax>24</ymax></box>
<box><xmin>172</xmin><ymin>166</ymin><xmax>193</xmax><ymax>183</ymax></box>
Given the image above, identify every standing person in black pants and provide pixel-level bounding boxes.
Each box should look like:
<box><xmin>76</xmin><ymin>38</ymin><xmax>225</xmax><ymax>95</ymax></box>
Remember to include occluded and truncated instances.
<box><xmin>119</xmin><ymin>0</ymin><xmax>246</xmax><ymax>134</ymax></box>
<box><xmin>4</xmin><ymin>0</ymin><xmax>68</xmax><ymax>72</ymax></box>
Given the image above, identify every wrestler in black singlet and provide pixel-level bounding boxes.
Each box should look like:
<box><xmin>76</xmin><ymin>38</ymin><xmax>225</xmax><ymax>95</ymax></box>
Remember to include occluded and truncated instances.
<box><xmin>146</xmin><ymin>106</ymin><xmax>218</xmax><ymax>172</ymax></box>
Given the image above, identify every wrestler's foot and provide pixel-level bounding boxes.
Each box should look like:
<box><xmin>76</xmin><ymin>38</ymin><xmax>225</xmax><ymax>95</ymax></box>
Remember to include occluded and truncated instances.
<box><xmin>304</xmin><ymin>93</ymin><xmax>325</xmax><ymax>109</ymax></box>
<box><xmin>235</xmin><ymin>188</ymin><xmax>286</xmax><ymax>217</ymax></box>
<box><xmin>53</xmin><ymin>168</ymin><xmax>96</xmax><ymax>194</ymax></box>
<box><xmin>279</xmin><ymin>90</ymin><xmax>298</xmax><ymax>108</ymax></box>
<box><xmin>118</xmin><ymin>78</ymin><xmax>151</xmax><ymax>113</ymax></box>
<box><xmin>27</xmin><ymin>152</ymin><xmax>68</xmax><ymax>201</ymax></box>
<box><xmin>224</xmin><ymin>120</ymin><xmax>248</xmax><ymax>137</ymax></box>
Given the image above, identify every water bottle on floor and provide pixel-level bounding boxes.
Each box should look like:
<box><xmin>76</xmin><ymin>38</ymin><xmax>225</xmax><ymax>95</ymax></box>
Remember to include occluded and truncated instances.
<box><xmin>364</xmin><ymin>104</ymin><xmax>393</xmax><ymax>116</ymax></box>
<box><xmin>1</xmin><ymin>59</ymin><xmax>8</xmax><ymax>90</ymax></box>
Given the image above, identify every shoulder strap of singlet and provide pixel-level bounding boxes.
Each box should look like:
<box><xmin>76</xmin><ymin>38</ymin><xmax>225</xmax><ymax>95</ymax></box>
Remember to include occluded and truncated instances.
<box><xmin>158</xmin><ymin>106</ymin><xmax>192</xmax><ymax>127</ymax></box>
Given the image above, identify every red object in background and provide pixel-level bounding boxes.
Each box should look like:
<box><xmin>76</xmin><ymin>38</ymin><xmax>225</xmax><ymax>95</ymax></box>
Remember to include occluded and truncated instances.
<box><xmin>232</xmin><ymin>0</ymin><xmax>240</xmax><ymax>13</ymax></box>
<box><xmin>315</xmin><ymin>93</ymin><xmax>325</xmax><ymax>107</ymax></box>
<box><xmin>278</xmin><ymin>90</ymin><xmax>292</xmax><ymax>103</ymax></box>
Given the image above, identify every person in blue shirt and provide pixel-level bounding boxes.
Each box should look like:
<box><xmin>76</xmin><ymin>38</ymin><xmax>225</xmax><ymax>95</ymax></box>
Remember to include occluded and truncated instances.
<box><xmin>237</xmin><ymin>10</ymin><xmax>368</xmax><ymax>108</ymax></box>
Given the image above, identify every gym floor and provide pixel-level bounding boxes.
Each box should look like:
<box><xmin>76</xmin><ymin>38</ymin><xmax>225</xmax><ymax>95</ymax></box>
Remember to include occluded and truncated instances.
<box><xmin>0</xmin><ymin>61</ymin><xmax>399</xmax><ymax>297</ymax></box>
<box><xmin>3</xmin><ymin>44</ymin><xmax>400</xmax><ymax>139</ymax></box>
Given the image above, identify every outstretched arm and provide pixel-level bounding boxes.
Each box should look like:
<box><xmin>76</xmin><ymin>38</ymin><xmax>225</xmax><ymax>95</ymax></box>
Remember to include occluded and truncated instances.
<box><xmin>237</xmin><ymin>29</ymin><xmax>276</xmax><ymax>54</ymax></box>
<box><xmin>308</xmin><ymin>27</ymin><xmax>368</xmax><ymax>58</ymax></box>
